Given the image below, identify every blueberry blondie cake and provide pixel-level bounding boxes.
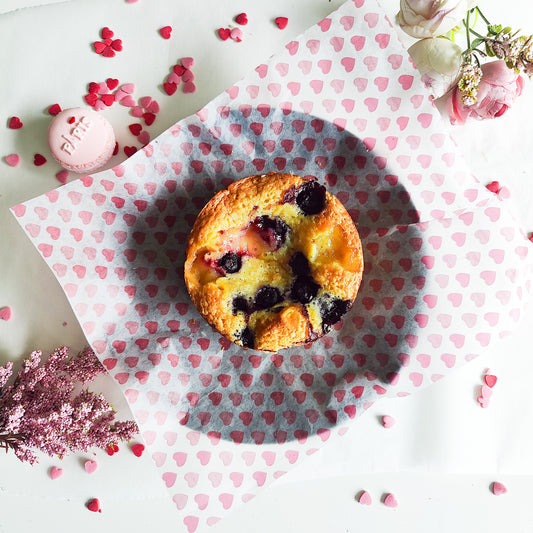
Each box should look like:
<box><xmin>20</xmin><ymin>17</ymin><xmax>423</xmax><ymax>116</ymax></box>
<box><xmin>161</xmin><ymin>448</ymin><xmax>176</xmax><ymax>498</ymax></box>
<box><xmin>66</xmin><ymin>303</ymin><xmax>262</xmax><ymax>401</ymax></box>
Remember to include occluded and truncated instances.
<box><xmin>184</xmin><ymin>172</ymin><xmax>363</xmax><ymax>352</ymax></box>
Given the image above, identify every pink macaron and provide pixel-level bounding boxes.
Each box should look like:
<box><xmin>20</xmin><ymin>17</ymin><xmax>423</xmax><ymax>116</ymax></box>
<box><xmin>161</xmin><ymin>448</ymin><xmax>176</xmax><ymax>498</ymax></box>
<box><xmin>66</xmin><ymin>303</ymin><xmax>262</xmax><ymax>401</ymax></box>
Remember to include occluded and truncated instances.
<box><xmin>47</xmin><ymin>107</ymin><xmax>115</xmax><ymax>173</ymax></box>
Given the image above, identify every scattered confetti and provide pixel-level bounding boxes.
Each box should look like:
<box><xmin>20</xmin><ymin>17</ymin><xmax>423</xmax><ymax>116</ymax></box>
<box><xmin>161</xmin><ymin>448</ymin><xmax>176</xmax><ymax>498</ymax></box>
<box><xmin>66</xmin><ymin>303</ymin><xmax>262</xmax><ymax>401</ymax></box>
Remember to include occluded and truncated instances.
<box><xmin>162</xmin><ymin>58</ymin><xmax>196</xmax><ymax>95</ymax></box>
<box><xmin>56</xmin><ymin>170</ymin><xmax>69</xmax><ymax>184</ymax></box>
<box><xmin>86</xmin><ymin>498</ymin><xmax>102</xmax><ymax>513</ymax></box>
<box><xmin>275</xmin><ymin>16</ymin><xmax>289</xmax><ymax>29</ymax></box>
<box><xmin>235</xmin><ymin>12</ymin><xmax>248</xmax><ymax>25</ymax></box>
<box><xmin>48</xmin><ymin>104</ymin><xmax>62</xmax><ymax>116</ymax></box>
<box><xmin>491</xmin><ymin>481</ymin><xmax>507</xmax><ymax>495</ymax></box>
<box><xmin>131</xmin><ymin>443</ymin><xmax>145</xmax><ymax>457</ymax></box>
<box><xmin>357</xmin><ymin>491</ymin><xmax>372</xmax><ymax>505</ymax></box>
<box><xmin>218</xmin><ymin>27</ymin><xmax>231</xmax><ymax>41</ymax></box>
<box><xmin>49</xmin><ymin>466</ymin><xmax>64</xmax><ymax>480</ymax></box>
<box><xmin>383</xmin><ymin>493</ymin><xmax>398</xmax><ymax>508</ymax></box>
<box><xmin>33</xmin><ymin>154</ymin><xmax>47</xmax><ymax>166</ymax></box>
<box><xmin>8</xmin><ymin>116</ymin><xmax>23</xmax><ymax>129</ymax></box>
<box><xmin>159</xmin><ymin>26</ymin><xmax>172</xmax><ymax>39</ymax></box>
<box><xmin>381</xmin><ymin>415</ymin><xmax>396</xmax><ymax>428</ymax></box>
<box><xmin>5</xmin><ymin>154</ymin><xmax>20</xmax><ymax>167</ymax></box>
<box><xmin>84</xmin><ymin>459</ymin><xmax>98</xmax><ymax>474</ymax></box>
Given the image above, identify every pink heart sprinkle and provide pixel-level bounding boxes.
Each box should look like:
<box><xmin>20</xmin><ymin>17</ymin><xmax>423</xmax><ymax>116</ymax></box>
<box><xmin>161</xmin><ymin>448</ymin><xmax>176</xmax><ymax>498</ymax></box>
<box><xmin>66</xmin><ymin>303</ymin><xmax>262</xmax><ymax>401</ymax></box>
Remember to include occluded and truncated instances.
<box><xmin>120</xmin><ymin>83</ymin><xmax>135</xmax><ymax>94</ymax></box>
<box><xmin>181</xmin><ymin>57</ymin><xmax>194</xmax><ymax>69</ymax></box>
<box><xmin>56</xmin><ymin>170</ymin><xmax>69</xmax><ymax>184</ymax></box>
<box><xmin>5</xmin><ymin>154</ymin><xmax>20</xmax><ymax>167</ymax></box>
<box><xmin>131</xmin><ymin>106</ymin><xmax>144</xmax><ymax>118</ymax></box>
<box><xmin>230</xmin><ymin>27</ymin><xmax>243</xmax><ymax>42</ymax></box>
<box><xmin>491</xmin><ymin>482</ymin><xmax>507</xmax><ymax>495</ymax></box>
<box><xmin>84</xmin><ymin>460</ymin><xmax>98</xmax><ymax>474</ymax></box>
<box><xmin>358</xmin><ymin>491</ymin><xmax>372</xmax><ymax>505</ymax></box>
<box><xmin>383</xmin><ymin>493</ymin><xmax>398</xmax><ymax>507</ymax></box>
<box><xmin>49</xmin><ymin>466</ymin><xmax>63</xmax><ymax>480</ymax></box>
<box><xmin>139</xmin><ymin>96</ymin><xmax>152</xmax><ymax>109</ymax></box>
<box><xmin>381</xmin><ymin>415</ymin><xmax>395</xmax><ymax>428</ymax></box>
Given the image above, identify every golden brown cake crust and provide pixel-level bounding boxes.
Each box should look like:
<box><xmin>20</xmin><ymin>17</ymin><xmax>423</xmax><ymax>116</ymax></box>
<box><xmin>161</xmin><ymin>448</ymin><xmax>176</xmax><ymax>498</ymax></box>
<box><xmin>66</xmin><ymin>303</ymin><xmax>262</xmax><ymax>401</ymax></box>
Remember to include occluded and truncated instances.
<box><xmin>184</xmin><ymin>172</ymin><xmax>363</xmax><ymax>352</ymax></box>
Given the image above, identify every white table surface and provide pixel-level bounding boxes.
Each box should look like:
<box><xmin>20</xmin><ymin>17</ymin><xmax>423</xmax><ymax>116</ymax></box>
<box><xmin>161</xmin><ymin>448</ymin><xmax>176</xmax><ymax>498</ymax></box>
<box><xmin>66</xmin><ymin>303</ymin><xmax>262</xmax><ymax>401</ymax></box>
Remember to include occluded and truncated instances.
<box><xmin>1</xmin><ymin>0</ymin><xmax>533</xmax><ymax>532</ymax></box>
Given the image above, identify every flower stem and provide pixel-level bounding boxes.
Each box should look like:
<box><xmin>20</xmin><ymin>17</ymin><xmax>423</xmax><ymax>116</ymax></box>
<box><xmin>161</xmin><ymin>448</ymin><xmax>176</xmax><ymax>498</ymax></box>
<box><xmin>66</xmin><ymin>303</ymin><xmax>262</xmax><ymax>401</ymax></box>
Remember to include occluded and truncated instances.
<box><xmin>475</xmin><ymin>6</ymin><xmax>491</xmax><ymax>26</ymax></box>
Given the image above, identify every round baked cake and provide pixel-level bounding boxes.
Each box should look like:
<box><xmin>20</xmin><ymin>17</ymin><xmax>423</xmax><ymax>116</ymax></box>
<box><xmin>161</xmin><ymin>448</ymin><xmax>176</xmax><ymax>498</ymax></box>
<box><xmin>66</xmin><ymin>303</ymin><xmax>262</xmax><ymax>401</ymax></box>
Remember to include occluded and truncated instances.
<box><xmin>184</xmin><ymin>172</ymin><xmax>364</xmax><ymax>352</ymax></box>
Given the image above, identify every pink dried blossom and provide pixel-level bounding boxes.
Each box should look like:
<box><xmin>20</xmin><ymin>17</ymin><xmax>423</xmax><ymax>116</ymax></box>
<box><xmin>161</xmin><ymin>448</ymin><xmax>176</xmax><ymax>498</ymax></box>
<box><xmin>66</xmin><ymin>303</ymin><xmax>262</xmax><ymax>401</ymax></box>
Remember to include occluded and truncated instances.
<box><xmin>0</xmin><ymin>347</ymin><xmax>138</xmax><ymax>464</ymax></box>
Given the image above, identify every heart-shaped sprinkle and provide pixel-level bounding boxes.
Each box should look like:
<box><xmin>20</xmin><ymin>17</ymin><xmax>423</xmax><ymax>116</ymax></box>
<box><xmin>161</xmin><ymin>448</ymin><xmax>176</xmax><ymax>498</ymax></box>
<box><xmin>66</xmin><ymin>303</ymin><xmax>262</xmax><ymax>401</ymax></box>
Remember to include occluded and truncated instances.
<box><xmin>8</xmin><ymin>116</ymin><xmax>23</xmax><ymax>129</ymax></box>
<box><xmin>102</xmin><ymin>46</ymin><xmax>116</xmax><ymax>58</ymax></box>
<box><xmin>230</xmin><ymin>28</ymin><xmax>243</xmax><ymax>42</ymax></box>
<box><xmin>48</xmin><ymin>103</ymin><xmax>62</xmax><ymax>115</ymax></box>
<box><xmin>101</xmin><ymin>27</ymin><xmax>114</xmax><ymax>39</ymax></box>
<box><xmin>159</xmin><ymin>25</ymin><xmax>172</xmax><ymax>39</ymax></box>
<box><xmin>139</xmin><ymin>96</ymin><xmax>152</xmax><ymax>109</ymax></box>
<box><xmin>88</xmin><ymin>82</ymin><xmax>100</xmax><ymax>93</ymax></box>
<box><xmin>181</xmin><ymin>57</ymin><xmax>194</xmax><ymax>69</ymax></box>
<box><xmin>484</xmin><ymin>373</ymin><xmax>497</xmax><ymax>388</ymax></box>
<box><xmin>49</xmin><ymin>466</ymin><xmax>63</xmax><ymax>480</ymax></box>
<box><xmin>381</xmin><ymin>415</ymin><xmax>396</xmax><ymax>428</ymax></box>
<box><xmin>138</xmin><ymin>131</ymin><xmax>150</xmax><ymax>145</ymax></box>
<box><xmin>121</xmin><ymin>83</ymin><xmax>135</xmax><ymax>94</ymax></box>
<box><xmin>124</xmin><ymin>146</ymin><xmax>138</xmax><ymax>157</ymax></box>
<box><xmin>68</xmin><ymin>116</ymin><xmax>75</xmax><ymax>124</ymax></box>
<box><xmin>33</xmin><ymin>154</ymin><xmax>47</xmax><ymax>166</ymax></box>
<box><xmin>129</xmin><ymin>123</ymin><xmax>142</xmax><ymax>136</ymax></box>
<box><xmin>143</xmin><ymin>112</ymin><xmax>156</xmax><ymax>126</ymax></box>
<box><xmin>486</xmin><ymin>181</ymin><xmax>501</xmax><ymax>193</ymax></box>
<box><xmin>275</xmin><ymin>16</ymin><xmax>289</xmax><ymax>29</ymax></box>
<box><xmin>113</xmin><ymin>142</ymin><xmax>119</xmax><ymax>156</ymax></box>
<box><xmin>93</xmin><ymin>41</ymin><xmax>106</xmax><ymax>54</ymax></box>
<box><xmin>491</xmin><ymin>482</ymin><xmax>507</xmax><ymax>495</ymax></box>
<box><xmin>131</xmin><ymin>443</ymin><xmax>145</xmax><ymax>457</ymax></box>
<box><xmin>100</xmin><ymin>94</ymin><xmax>114</xmax><ymax>106</ymax></box>
<box><xmin>218</xmin><ymin>28</ymin><xmax>231</xmax><ymax>41</ymax></box>
<box><xmin>147</xmin><ymin>100</ymin><xmax>160</xmax><ymax>114</ymax></box>
<box><xmin>111</xmin><ymin>39</ymin><xmax>123</xmax><ymax>51</ymax></box>
<box><xmin>86</xmin><ymin>498</ymin><xmax>101</xmax><ymax>513</ymax></box>
<box><xmin>358</xmin><ymin>491</ymin><xmax>372</xmax><ymax>505</ymax></box>
<box><xmin>5</xmin><ymin>154</ymin><xmax>20</xmax><ymax>167</ymax></box>
<box><xmin>106</xmin><ymin>78</ymin><xmax>119</xmax><ymax>90</ymax></box>
<box><xmin>106</xmin><ymin>443</ymin><xmax>119</xmax><ymax>455</ymax></box>
<box><xmin>163</xmin><ymin>82</ymin><xmax>177</xmax><ymax>95</ymax></box>
<box><xmin>84</xmin><ymin>459</ymin><xmax>98</xmax><ymax>474</ymax></box>
<box><xmin>383</xmin><ymin>493</ymin><xmax>398</xmax><ymax>507</ymax></box>
<box><xmin>56</xmin><ymin>170</ymin><xmax>69</xmax><ymax>184</ymax></box>
<box><xmin>0</xmin><ymin>307</ymin><xmax>12</xmax><ymax>320</ymax></box>
<box><xmin>173</xmin><ymin>64</ymin><xmax>186</xmax><ymax>76</ymax></box>
<box><xmin>235</xmin><ymin>12</ymin><xmax>248</xmax><ymax>25</ymax></box>
<box><xmin>84</xmin><ymin>93</ymin><xmax>98</xmax><ymax>106</ymax></box>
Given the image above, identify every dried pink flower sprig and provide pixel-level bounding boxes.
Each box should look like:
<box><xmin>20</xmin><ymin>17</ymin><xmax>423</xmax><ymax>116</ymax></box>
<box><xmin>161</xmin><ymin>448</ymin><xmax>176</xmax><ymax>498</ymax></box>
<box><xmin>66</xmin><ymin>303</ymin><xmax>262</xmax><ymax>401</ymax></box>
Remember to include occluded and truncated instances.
<box><xmin>0</xmin><ymin>346</ymin><xmax>138</xmax><ymax>464</ymax></box>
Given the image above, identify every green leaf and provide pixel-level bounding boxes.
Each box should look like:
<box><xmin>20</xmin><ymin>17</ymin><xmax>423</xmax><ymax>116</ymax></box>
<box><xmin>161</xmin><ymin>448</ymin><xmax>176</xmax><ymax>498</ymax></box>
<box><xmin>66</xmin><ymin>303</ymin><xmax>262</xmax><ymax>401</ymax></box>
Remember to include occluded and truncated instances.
<box><xmin>471</xmin><ymin>37</ymin><xmax>485</xmax><ymax>49</ymax></box>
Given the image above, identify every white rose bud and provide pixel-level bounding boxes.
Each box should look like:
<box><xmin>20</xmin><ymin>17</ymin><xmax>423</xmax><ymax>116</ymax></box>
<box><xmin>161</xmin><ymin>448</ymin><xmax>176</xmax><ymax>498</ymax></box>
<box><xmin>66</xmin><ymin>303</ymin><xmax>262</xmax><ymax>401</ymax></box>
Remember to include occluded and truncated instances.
<box><xmin>408</xmin><ymin>37</ymin><xmax>463</xmax><ymax>97</ymax></box>
<box><xmin>396</xmin><ymin>0</ymin><xmax>479</xmax><ymax>39</ymax></box>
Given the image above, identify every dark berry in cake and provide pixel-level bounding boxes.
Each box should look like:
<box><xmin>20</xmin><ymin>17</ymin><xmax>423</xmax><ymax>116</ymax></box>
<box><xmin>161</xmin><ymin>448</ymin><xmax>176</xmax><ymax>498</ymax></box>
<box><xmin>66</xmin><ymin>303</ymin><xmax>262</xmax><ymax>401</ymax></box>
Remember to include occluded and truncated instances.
<box><xmin>251</xmin><ymin>215</ymin><xmax>289</xmax><ymax>250</ymax></box>
<box><xmin>232</xmin><ymin>296</ymin><xmax>251</xmax><ymax>315</ymax></box>
<box><xmin>217</xmin><ymin>252</ymin><xmax>242</xmax><ymax>274</ymax></box>
<box><xmin>289</xmin><ymin>251</ymin><xmax>311</xmax><ymax>276</ymax></box>
<box><xmin>295</xmin><ymin>181</ymin><xmax>326</xmax><ymax>215</ymax></box>
<box><xmin>239</xmin><ymin>326</ymin><xmax>255</xmax><ymax>349</ymax></box>
<box><xmin>290</xmin><ymin>276</ymin><xmax>320</xmax><ymax>304</ymax></box>
<box><xmin>320</xmin><ymin>298</ymin><xmax>351</xmax><ymax>328</ymax></box>
<box><xmin>253</xmin><ymin>286</ymin><xmax>283</xmax><ymax>311</ymax></box>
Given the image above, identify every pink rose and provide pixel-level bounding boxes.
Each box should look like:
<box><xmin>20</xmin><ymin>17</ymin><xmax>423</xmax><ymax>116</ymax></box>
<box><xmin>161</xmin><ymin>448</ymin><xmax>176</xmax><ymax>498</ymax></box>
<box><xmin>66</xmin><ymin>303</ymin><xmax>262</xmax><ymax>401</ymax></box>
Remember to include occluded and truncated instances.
<box><xmin>446</xmin><ymin>60</ymin><xmax>524</xmax><ymax>124</ymax></box>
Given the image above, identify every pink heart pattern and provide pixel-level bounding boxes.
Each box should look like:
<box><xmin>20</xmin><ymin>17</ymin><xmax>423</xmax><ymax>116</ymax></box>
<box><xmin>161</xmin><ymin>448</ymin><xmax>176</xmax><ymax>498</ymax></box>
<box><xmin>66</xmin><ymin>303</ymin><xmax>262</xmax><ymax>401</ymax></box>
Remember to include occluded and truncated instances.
<box><xmin>11</xmin><ymin>0</ymin><xmax>533</xmax><ymax>530</ymax></box>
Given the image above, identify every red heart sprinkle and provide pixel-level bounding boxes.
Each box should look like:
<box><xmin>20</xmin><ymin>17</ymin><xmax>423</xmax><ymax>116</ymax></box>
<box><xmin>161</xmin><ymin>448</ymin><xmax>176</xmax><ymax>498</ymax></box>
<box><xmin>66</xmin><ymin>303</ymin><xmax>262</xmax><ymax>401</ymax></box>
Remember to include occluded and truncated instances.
<box><xmin>143</xmin><ymin>112</ymin><xmax>156</xmax><ymax>126</ymax></box>
<box><xmin>56</xmin><ymin>170</ymin><xmax>69</xmax><ymax>184</ymax></box>
<box><xmin>218</xmin><ymin>27</ymin><xmax>231</xmax><ymax>41</ymax></box>
<box><xmin>87</xmin><ymin>498</ymin><xmax>101</xmax><ymax>513</ymax></box>
<box><xmin>131</xmin><ymin>443</ymin><xmax>145</xmax><ymax>457</ymax></box>
<box><xmin>84</xmin><ymin>93</ymin><xmax>98</xmax><ymax>106</ymax></box>
<box><xmin>68</xmin><ymin>116</ymin><xmax>75</xmax><ymax>124</ymax></box>
<box><xmin>48</xmin><ymin>103</ymin><xmax>62</xmax><ymax>115</ymax></box>
<box><xmin>88</xmin><ymin>81</ymin><xmax>100</xmax><ymax>93</ymax></box>
<box><xmin>8</xmin><ymin>116</ymin><xmax>23</xmax><ymax>129</ymax></box>
<box><xmin>129</xmin><ymin>123</ymin><xmax>142</xmax><ymax>136</ymax></box>
<box><xmin>111</xmin><ymin>39</ymin><xmax>123</xmax><ymax>51</ymax></box>
<box><xmin>0</xmin><ymin>306</ymin><xmax>12</xmax><ymax>321</ymax></box>
<box><xmin>102</xmin><ymin>46</ymin><xmax>116</xmax><ymax>58</ymax></box>
<box><xmin>113</xmin><ymin>142</ymin><xmax>119</xmax><ymax>156</ymax></box>
<box><xmin>124</xmin><ymin>146</ymin><xmax>138</xmax><ymax>157</ymax></box>
<box><xmin>93</xmin><ymin>41</ymin><xmax>106</xmax><ymax>54</ymax></box>
<box><xmin>101</xmin><ymin>27</ymin><xmax>114</xmax><ymax>39</ymax></box>
<box><xmin>104</xmin><ymin>38</ymin><xmax>113</xmax><ymax>46</ymax></box>
<box><xmin>484</xmin><ymin>374</ymin><xmax>498</xmax><ymax>388</ymax></box>
<box><xmin>159</xmin><ymin>25</ymin><xmax>172</xmax><ymax>39</ymax></box>
<box><xmin>106</xmin><ymin>78</ymin><xmax>119</xmax><ymax>90</ymax></box>
<box><xmin>275</xmin><ymin>16</ymin><xmax>289</xmax><ymax>29</ymax></box>
<box><xmin>100</xmin><ymin>94</ymin><xmax>114</xmax><ymax>106</ymax></box>
<box><xmin>163</xmin><ymin>82</ymin><xmax>177</xmax><ymax>95</ymax></box>
<box><xmin>105</xmin><ymin>443</ymin><xmax>119</xmax><ymax>455</ymax></box>
<box><xmin>173</xmin><ymin>64</ymin><xmax>186</xmax><ymax>76</ymax></box>
<box><xmin>486</xmin><ymin>181</ymin><xmax>501</xmax><ymax>193</ymax></box>
<box><xmin>235</xmin><ymin>12</ymin><xmax>248</xmax><ymax>25</ymax></box>
<box><xmin>33</xmin><ymin>154</ymin><xmax>47</xmax><ymax>166</ymax></box>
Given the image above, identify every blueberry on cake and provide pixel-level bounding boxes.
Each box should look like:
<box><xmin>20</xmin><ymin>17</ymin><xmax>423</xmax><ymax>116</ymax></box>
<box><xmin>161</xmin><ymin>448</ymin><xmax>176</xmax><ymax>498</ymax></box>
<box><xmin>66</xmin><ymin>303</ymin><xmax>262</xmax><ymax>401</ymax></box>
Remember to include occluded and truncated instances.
<box><xmin>184</xmin><ymin>172</ymin><xmax>363</xmax><ymax>352</ymax></box>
